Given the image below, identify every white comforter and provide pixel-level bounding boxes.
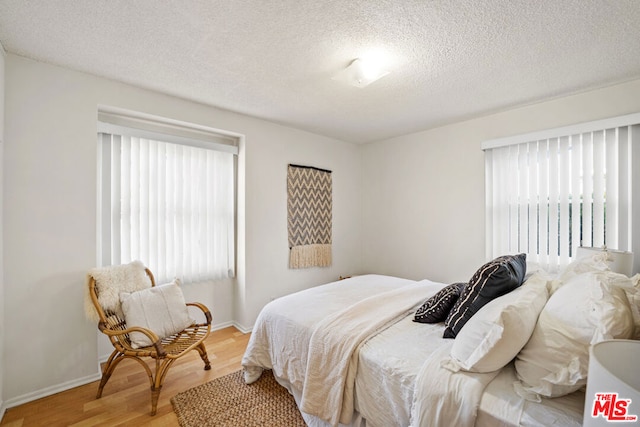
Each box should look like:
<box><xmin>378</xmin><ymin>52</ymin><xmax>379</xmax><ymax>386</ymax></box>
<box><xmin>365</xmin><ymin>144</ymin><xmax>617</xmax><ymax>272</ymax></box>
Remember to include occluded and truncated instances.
<box><xmin>242</xmin><ymin>275</ymin><xmax>498</xmax><ymax>427</ymax></box>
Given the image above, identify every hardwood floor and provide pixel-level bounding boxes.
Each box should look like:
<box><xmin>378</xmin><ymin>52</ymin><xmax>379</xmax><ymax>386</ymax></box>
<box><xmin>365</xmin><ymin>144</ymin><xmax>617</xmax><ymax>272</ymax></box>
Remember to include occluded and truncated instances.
<box><xmin>0</xmin><ymin>327</ymin><xmax>251</xmax><ymax>427</ymax></box>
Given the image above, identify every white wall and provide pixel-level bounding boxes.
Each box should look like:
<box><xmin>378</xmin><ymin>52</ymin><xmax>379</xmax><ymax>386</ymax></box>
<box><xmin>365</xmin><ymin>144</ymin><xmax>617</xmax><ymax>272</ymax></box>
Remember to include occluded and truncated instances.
<box><xmin>3</xmin><ymin>54</ymin><xmax>362</xmax><ymax>404</ymax></box>
<box><xmin>361</xmin><ymin>78</ymin><xmax>640</xmax><ymax>283</ymax></box>
<box><xmin>235</xmin><ymin>120</ymin><xmax>363</xmax><ymax>329</ymax></box>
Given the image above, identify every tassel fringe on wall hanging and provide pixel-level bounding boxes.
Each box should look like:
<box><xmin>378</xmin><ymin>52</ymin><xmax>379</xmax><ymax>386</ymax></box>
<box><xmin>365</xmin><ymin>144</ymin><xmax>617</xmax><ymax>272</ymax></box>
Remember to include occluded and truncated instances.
<box><xmin>287</xmin><ymin>164</ymin><xmax>332</xmax><ymax>269</ymax></box>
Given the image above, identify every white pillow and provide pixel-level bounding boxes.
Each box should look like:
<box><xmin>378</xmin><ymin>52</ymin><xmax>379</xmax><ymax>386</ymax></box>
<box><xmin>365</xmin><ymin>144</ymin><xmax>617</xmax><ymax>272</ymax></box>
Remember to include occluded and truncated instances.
<box><xmin>514</xmin><ymin>271</ymin><xmax>635</xmax><ymax>398</ymax></box>
<box><xmin>445</xmin><ymin>273</ymin><xmax>549</xmax><ymax>373</ymax></box>
<box><xmin>120</xmin><ymin>279</ymin><xmax>194</xmax><ymax>349</ymax></box>
<box><xmin>524</xmin><ymin>261</ymin><xmax>544</xmax><ymax>281</ymax></box>
<box><xmin>628</xmin><ymin>274</ymin><xmax>640</xmax><ymax>340</ymax></box>
<box><xmin>558</xmin><ymin>252</ymin><xmax>610</xmax><ymax>283</ymax></box>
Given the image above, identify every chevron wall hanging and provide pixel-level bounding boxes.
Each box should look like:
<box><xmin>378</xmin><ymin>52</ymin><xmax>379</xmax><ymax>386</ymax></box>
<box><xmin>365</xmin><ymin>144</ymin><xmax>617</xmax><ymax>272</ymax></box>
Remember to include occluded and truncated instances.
<box><xmin>287</xmin><ymin>164</ymin><xmax>332</xmax><ymax>269</ymax></box>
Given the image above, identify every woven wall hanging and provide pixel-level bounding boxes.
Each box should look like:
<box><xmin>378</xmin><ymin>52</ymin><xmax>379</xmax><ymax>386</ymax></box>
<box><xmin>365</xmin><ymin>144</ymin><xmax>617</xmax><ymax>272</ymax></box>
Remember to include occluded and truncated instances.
<box><xmin>287</xmin><ymin>164</ymin><xmax>332</xmax><ymax>268</ymax></box>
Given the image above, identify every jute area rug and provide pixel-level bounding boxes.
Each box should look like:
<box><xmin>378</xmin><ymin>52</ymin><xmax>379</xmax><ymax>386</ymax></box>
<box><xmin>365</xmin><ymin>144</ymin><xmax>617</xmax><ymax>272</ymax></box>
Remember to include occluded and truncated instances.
<box><xmin>171</xmin><ymin>369</ymin><xmax>306</xmax><ymax>426</ymax></box>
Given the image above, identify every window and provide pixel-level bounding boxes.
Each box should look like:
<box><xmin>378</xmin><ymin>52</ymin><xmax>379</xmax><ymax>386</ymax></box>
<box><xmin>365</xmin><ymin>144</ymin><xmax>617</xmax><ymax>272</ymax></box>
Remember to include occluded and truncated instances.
<box><xmin>98</xmin><ymin>109</ymin><xmax>239</xmax><ymax>284</ymax></box>
<box><xmin>483</xmin><ymin>113</ymin><xmax>639</xmax><ymax>272</ymax></box>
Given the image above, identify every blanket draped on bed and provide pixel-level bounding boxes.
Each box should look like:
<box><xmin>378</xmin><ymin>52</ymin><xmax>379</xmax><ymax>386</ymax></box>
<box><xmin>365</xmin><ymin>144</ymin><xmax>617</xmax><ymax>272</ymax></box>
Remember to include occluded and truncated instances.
<box><xmin>287</xmin><ymin>164</ymin><xmax>332</xmax><ymax>269</ymax></box>
<box><xmin>299</xmin><ymin>282</ymin><xmax>435</xmax><ymax>426</ymax></box>
<box><xmin>242</xmin><ymin>275</ymin><xmax>418</xmax><ymax>389</ymax></box>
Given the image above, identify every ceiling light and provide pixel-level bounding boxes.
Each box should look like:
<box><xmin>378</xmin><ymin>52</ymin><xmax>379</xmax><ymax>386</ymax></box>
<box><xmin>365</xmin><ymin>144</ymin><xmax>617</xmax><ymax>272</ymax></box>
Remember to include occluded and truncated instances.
<box><xmin>332</xmin><ymin>58</ymin><xmax>390</xmax><ymax>88</ymax></box>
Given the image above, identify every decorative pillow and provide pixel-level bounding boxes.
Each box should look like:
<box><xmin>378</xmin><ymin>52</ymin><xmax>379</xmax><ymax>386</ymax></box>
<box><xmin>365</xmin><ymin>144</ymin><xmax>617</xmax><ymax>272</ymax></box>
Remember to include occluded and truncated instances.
<box><xmin>445</xmin><ymin>273</ymin><xmax>548</xmax><ymax>373</ymax></box>
<box><xmin>443</xmin><ymin>253</ymin><xmax>527</xmax><ymax>339</ymax></box>
<box><xmin>514</xmin><ymin>271</ymin><xmax>635</xmax><ymax>398</ymax></box>
<box><xmin>120</xmin><ymin>279</ymin><xmax>194</xmax><ymax>349</ymax></box>
<box><xmin>414</xmin><ymin>283</ymin><xmax>466</xmax><ymax>323</ymax></box>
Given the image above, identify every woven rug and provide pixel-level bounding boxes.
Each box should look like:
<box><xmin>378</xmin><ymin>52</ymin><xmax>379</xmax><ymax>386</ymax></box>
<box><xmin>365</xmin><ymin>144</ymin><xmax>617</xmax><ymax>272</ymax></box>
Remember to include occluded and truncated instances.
<box><xmin>171</xmin><ymin>369</ymin><xmax>306</xmax><ymax>427</ymax></box>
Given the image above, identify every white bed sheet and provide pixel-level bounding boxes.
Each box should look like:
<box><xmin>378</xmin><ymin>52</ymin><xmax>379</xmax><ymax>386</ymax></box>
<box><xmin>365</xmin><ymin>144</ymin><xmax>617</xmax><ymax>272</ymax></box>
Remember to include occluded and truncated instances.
<box><xmin>355</xmin><ymin>315</ymin><xmax>447</xmax><ymax>427</ymax></box>
<box><xmin>476</xmin><ymin>363</ymin><xmax>584</xmax><ymax>427</ymax></box>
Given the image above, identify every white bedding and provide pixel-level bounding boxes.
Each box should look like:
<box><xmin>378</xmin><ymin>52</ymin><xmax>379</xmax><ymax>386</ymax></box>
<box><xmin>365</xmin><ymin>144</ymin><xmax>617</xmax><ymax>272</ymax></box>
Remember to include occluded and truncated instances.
<box><xmin>357</xmin><ymin>314</ymin><xmax>585</xmax><ymax>427</ymax></box>
<box><xmin>242</xmin><ymin>274</ymin><xmax>585</xmax><ymax>427</ymax></box>
<box><xmin>476</xmin><ymin>364</ymin><xmax>584</xmax><ymax>427</ymax></box>
<box><xmin>242</xmin><ymin>274</ymin><xmax>418</xmax><ymax>388</ymax></box>
<box><xmin>243</xmin><ymin>275</ymin><xmax>445</xmax><ymax>426</ymax></box>
<box><xmin>357</xmin><ymin>311</ymin><xmax>584</xmax><ymax>427</ymax></box>
<box><xmin>355</xmin><ymin>315</ymin><xmax>447</xmax><ymax>427</ymax></box>
<box><xmin>300</xmin><ymin>280</ymin><xmax>444</xmax><ymax>425</ymax></box>
<box><xmin>411</xmin><ymin>340</ymin><xmax>501</xmax><ymax>427</ymax></box>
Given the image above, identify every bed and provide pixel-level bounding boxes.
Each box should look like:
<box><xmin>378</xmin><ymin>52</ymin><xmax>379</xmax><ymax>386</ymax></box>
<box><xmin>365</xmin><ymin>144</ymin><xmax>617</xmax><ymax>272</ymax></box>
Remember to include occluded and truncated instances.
<box><xmin>241</xmin><ymin>254</ymin><xmax>639</xmax><ymax>427</ymax></box>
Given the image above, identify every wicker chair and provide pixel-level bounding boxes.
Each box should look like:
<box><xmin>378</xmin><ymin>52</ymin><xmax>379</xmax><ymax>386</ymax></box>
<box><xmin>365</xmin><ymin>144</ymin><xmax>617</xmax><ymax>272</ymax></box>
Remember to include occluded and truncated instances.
<box><xmin>88</xmin><ymin>265</ymin><xmax>212</xmax><ymax>415</ymax></box>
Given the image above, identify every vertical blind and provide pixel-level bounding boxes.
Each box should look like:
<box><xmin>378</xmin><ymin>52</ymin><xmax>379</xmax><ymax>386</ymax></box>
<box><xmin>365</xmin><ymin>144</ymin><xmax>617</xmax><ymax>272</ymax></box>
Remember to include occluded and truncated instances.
<box><xmin>484</xmin><ymin>121</ymin><xmax>637</xmax><ymax>272</ymax></box>
<box><xmin>99</xmin><ymin>133</ymin><xmax>236</xmax><ymax>284</ymax></box>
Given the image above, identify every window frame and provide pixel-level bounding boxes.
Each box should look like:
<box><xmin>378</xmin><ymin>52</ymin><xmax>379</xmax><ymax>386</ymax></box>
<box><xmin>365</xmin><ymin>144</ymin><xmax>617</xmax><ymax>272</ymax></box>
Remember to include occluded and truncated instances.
<box><xmin>482</xmin><ymin>113</ymin><xmax>640</xmax><ymax>274</ymax></box>
<box><xmin>96</xmin><ymin>106</ymin><xmax>241</xmax><ymax>283</ymax></box>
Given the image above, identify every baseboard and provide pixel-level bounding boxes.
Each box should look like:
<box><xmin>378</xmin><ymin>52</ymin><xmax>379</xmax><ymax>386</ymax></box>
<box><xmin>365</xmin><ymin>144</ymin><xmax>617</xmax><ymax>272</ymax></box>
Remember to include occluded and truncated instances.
<box><xmin>0</xmin><ymin>399</ymin><xmax>6</xmax><ymax>422</ymax></box>
<box><xmin>213</xmin><ymin>319</ymin><xmax>252</xmax><ymax>334</ymax></box>
<box><xmin>231</xmin><ymin>321</ymin><xmax>253</xmax><ymax>334</ymax></box>
<box><xmin>98</xmin><ymin>353</ymin><xmax>110</xmax><ymax>364</ymax></box>
<box><xmin>211</xmin><ymin>320</ymin><xmax>235</xmax><ymax>331</ymax></box>
<box><xmin>2</xmin><ymin>372</ymin><xmax>101</xmax><ymax>410</ymax></box>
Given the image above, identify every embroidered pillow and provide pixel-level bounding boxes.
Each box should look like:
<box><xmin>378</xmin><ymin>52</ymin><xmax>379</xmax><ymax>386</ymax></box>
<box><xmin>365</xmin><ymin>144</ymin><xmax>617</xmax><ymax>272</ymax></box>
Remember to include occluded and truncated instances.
<box><xmin>120</xmin><ymin>279</ymin><xmax>194</xmax><ymax>349</ymax></box>
<box><xmin>443</xmin><ymin>253</ymin><xmax>527</xmax><ymax>339</ymax></box>
<box><xmin>414</xmin><ymin>283</ymin><xmax>465</xmax><ymax>323</ymax></box>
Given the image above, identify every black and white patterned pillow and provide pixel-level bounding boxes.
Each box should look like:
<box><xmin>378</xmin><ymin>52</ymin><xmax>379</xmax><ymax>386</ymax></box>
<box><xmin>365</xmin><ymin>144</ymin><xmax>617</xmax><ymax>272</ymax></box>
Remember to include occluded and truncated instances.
<box><xmin>443</xmin><ymin>253</ymin><xmax>527</xmax><ymax>339</ymax></box>
<box><xmin>414</xmin><ymin>282</ymin><xmax>466</xmax><ymax>323</ymax></box>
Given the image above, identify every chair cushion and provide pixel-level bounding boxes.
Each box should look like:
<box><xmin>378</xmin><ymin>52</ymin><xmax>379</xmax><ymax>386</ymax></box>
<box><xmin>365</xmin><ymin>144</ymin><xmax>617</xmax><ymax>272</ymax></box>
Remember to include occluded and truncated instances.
<box><xmin>120</xmin><ymin>279</ymin><xmax>194</xmax><ymax>348</ymax></box>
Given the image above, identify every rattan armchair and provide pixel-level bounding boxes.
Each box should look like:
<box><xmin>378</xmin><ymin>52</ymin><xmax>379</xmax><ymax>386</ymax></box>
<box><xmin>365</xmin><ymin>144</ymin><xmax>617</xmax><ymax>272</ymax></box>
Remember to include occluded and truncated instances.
<box><xmin>88</xmin><ymin>265</ymin><xmax>212</xmax><ymax>415</ymax></box>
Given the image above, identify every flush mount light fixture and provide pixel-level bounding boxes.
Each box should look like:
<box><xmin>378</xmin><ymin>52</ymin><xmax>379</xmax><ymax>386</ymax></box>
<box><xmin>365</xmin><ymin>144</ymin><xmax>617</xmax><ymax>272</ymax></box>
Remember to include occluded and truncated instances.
<box><xmin>332</xmin><ymin>58</ymin><xmax>390</xmax><ymax>88</ymax></box>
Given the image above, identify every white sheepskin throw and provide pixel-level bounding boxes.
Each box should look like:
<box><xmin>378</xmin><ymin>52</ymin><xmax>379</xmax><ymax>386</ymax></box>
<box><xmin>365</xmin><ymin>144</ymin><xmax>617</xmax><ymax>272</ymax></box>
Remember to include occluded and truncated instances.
<box><xmin>85</xmin><ymin>260</ymin><xmax>152</xmax><ymax>322</ymax></box>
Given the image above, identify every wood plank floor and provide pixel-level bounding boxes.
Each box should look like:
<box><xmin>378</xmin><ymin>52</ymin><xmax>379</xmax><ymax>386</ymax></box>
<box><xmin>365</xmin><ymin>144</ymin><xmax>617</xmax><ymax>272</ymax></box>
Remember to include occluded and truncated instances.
<box><xmin>0</xmin><ymin>327</ymin><xmax>251</xmax><ymax>427</ymax></box>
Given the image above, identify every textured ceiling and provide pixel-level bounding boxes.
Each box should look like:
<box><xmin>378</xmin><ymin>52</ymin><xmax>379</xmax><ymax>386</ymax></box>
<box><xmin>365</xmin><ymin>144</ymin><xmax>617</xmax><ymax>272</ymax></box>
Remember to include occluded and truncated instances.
<box><xmin>1</xmin><ymin>0</ymin><xmax>640</xmax><ymax>143</ymax></box>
